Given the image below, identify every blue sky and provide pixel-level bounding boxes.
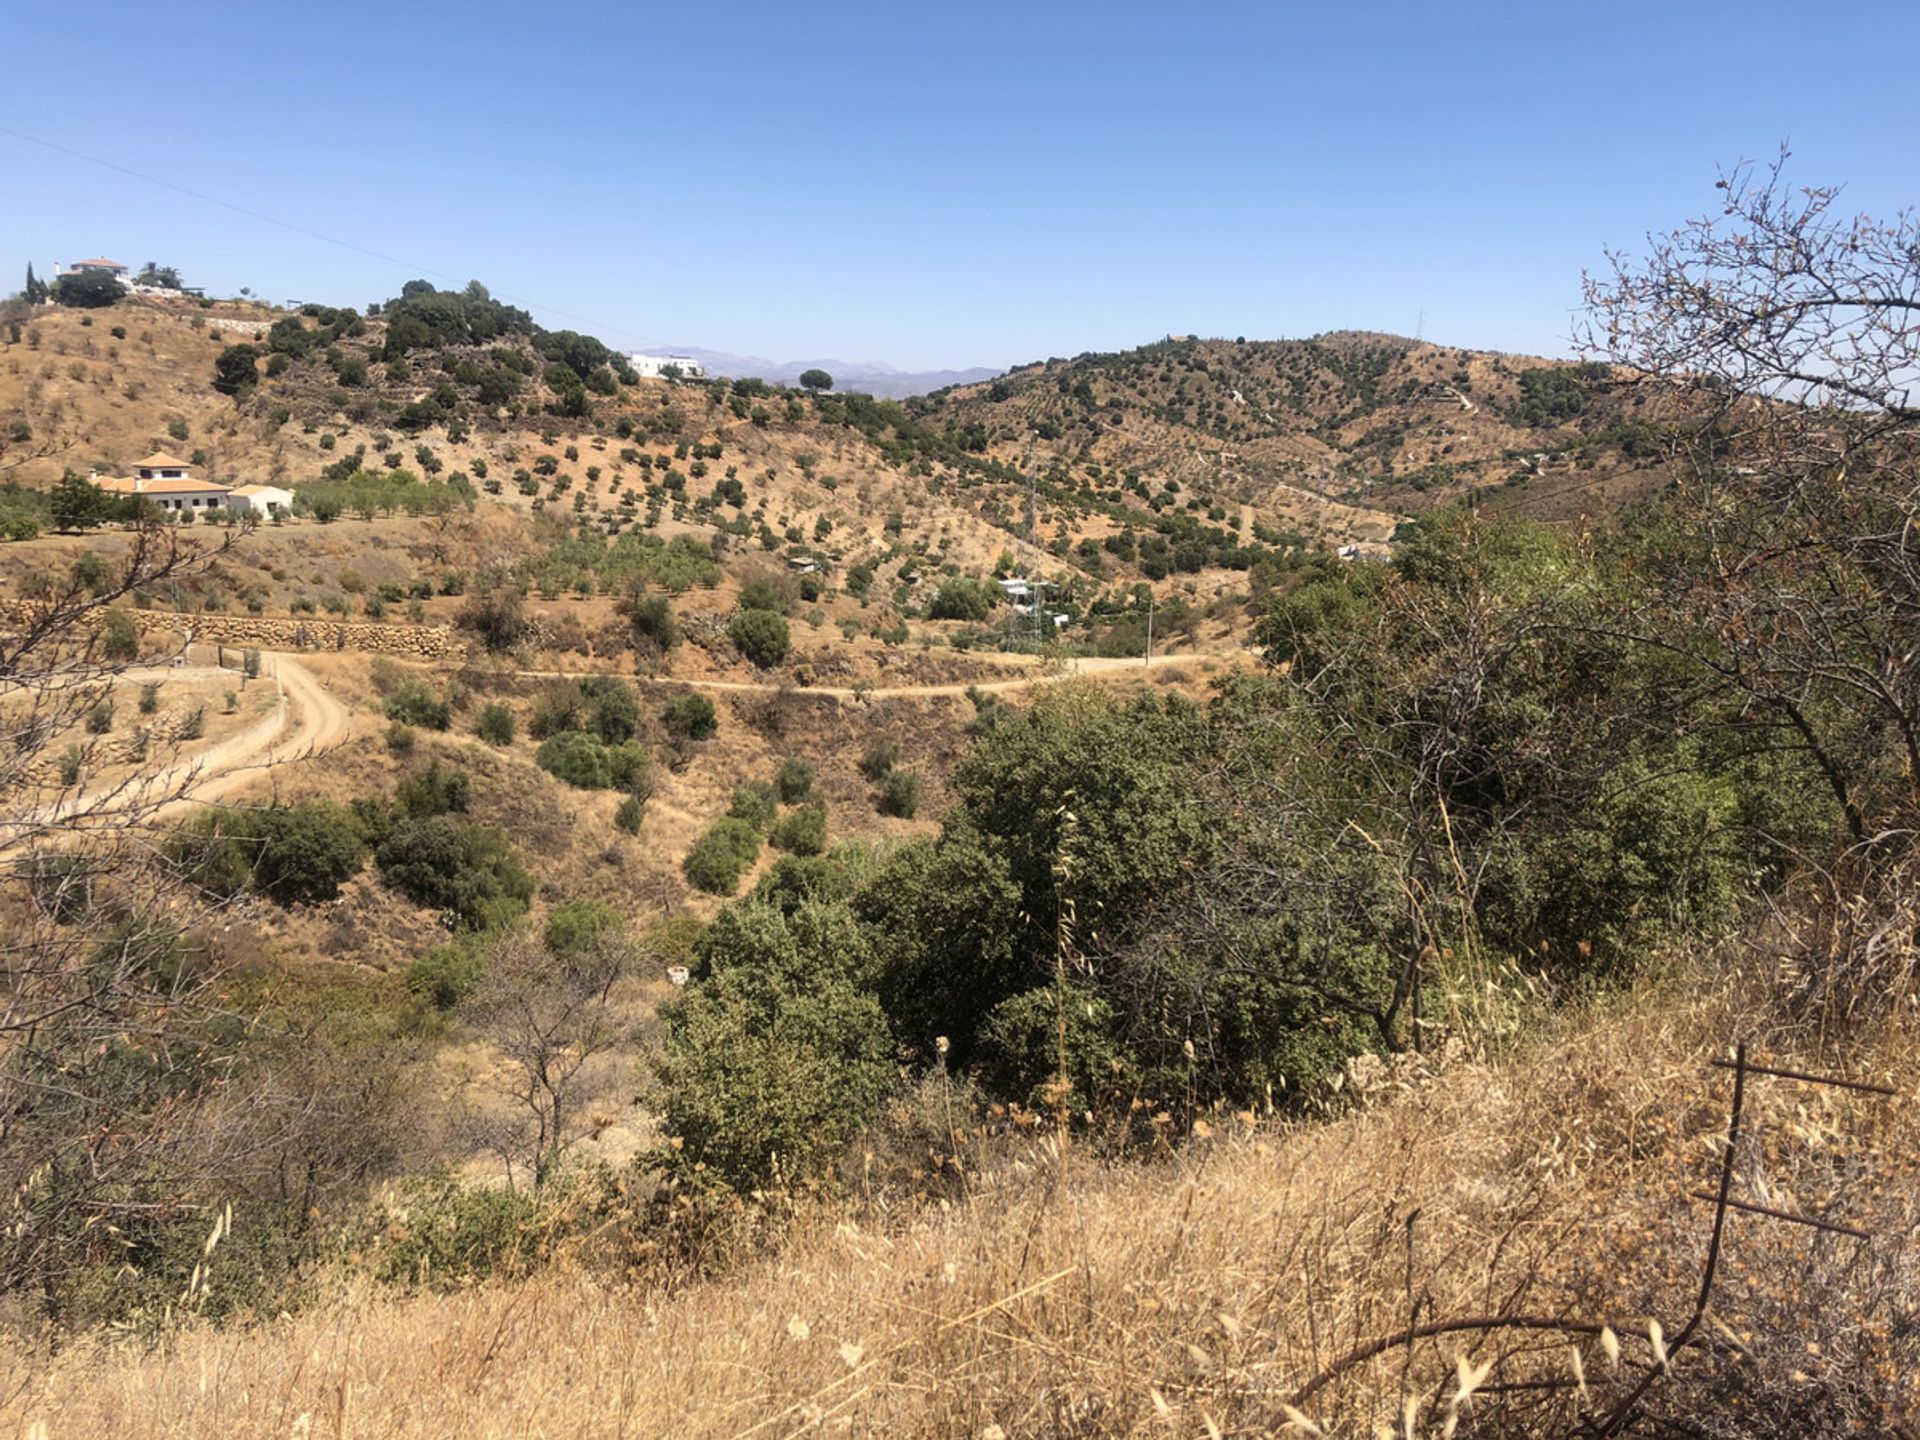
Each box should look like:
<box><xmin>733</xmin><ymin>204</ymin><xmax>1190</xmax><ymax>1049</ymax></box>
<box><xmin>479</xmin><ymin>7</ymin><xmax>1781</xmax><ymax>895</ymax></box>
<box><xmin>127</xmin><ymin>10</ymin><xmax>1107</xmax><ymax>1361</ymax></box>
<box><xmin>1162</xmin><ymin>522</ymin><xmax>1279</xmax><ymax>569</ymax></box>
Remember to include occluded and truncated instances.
<box><xmin>5</xmin><ymin>0</ymin><xmax>1913</xmax><ymax>371</ymax></box>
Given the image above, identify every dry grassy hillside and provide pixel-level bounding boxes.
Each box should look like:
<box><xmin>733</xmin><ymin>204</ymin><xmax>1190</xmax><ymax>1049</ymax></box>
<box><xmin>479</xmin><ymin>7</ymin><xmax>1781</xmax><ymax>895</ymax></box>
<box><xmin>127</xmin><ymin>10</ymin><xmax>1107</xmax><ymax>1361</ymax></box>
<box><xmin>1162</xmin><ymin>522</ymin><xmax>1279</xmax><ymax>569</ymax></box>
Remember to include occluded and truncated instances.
<box><xmin>931</xmin><ymin>332</ymin><xmax>1675</xmax><ymax>530</ymax></box>
<box><xmin>4</xmin><ymin>295</ymin><xmax>1670</xmax><ymax>618</ymax></box>
<box><xmin>7</xmin><ymin>961</ymin><xmax>1911</xmax><ymax>1438</ymax></box>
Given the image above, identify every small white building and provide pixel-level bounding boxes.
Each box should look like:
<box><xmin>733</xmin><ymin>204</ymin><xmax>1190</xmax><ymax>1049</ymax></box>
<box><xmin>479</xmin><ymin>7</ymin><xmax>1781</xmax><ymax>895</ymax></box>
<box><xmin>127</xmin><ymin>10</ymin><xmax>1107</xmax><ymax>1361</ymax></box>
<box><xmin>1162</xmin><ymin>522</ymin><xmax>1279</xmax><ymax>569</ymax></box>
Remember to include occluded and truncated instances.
<box><xmin>228</xmin><ymin>483</ymin><xmax>295</xmax><ymax>516</ymax></box>
<box><xmin>627</xmin><ymin>353</ymin><xmax>706</xmax><ymax>380</ymax></box>
<box><xmin>996</xmin><ymin>577</ymin><xmax>1032</xmax><ymax>603</ymax></box>
<box><xmin>65</xmin><ymin>257</ymin><xmax>128</xmax><ymax>280</ymax></box>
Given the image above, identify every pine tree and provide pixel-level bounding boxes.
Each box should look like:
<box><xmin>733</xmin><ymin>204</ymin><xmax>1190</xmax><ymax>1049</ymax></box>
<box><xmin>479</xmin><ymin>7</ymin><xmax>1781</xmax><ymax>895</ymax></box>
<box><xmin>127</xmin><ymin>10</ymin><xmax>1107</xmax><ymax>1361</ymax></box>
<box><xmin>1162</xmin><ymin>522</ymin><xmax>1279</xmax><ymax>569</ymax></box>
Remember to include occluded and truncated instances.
<box><xmin>23</xmin><ymin>263</ymin><xmax>45</xmax><ymax>303</ymax></box>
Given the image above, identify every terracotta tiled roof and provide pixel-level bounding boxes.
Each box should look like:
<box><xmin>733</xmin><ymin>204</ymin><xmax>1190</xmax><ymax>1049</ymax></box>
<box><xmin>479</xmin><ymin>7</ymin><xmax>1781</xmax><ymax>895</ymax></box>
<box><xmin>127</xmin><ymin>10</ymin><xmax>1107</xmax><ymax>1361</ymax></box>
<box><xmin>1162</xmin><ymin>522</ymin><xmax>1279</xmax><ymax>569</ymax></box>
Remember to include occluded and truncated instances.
<box><xmin>94</xmin><ymin>476</ymin><xmax>231</xmax><ymax>496</ymax></box>
<box><xmin>134</xmin><ymin>452</ymin><xmax>191</xmax><ymax>470</ymax></box>
<box><xmin>72</xmin><ymin>258</ymin><xmax>127</xmax><ymax>270</ymax></box>
<box><xmin>228</xmin><ymin>484</ymin><xmax>288</xmax><ymax>496</ymax></box>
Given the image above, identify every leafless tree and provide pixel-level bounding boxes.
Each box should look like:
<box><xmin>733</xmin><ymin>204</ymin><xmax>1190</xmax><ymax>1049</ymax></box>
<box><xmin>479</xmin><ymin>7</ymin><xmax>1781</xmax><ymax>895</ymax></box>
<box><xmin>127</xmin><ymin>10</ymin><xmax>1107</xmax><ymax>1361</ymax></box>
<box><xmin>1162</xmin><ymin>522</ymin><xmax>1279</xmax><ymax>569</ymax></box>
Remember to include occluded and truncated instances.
<box><xmin>461</xmin><ymin>931</ymin><xmax>636</xmax><ymax>1192</ymax></box>
<box><xmin>1580</xmin><ymin>150</ymin><xmax>1920</xmax><ymax>844</ymax></box>
<box><xmin>0</xmin><ymin>518</ymin><xmax>261</xmax><ymax>1311</ymax></box>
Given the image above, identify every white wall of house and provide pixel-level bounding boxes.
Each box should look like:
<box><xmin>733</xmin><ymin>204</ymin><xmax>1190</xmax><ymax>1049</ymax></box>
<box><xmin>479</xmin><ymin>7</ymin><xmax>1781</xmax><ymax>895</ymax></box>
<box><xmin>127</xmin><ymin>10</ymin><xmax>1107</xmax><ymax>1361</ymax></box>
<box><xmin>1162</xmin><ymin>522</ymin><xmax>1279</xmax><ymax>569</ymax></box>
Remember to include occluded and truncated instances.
<box><xmin>228</xmin><ymin>487</ymin><xmax>294</xmax><ymax>515</ymax></box>
<box><xmin>627</xmin><ymin>353</ymin><xmax>707</xmax><ymax>379</ymax></box>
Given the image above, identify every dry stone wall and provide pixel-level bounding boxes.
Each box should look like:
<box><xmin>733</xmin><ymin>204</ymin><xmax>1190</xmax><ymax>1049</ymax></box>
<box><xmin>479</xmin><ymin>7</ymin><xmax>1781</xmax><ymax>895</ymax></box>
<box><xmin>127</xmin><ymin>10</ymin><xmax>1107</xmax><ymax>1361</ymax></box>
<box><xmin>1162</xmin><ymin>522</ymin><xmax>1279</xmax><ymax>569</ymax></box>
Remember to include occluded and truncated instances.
<box><xmin>131</xmin><ymin>612</ymin><xmax>469</xmax><ymax>661</ymax></box>
<box><xmin>0</xmin><ymin>600</ymin><xmax>468</xmax><ymax>661</ymax></box>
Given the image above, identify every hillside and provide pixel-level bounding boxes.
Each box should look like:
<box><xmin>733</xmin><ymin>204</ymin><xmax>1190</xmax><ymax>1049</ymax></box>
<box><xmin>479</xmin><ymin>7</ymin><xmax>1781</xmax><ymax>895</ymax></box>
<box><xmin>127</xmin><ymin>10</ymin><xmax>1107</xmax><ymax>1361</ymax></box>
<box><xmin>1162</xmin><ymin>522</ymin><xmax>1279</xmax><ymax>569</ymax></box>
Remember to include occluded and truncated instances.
<box><xmin>6</xmin><ymin>967</ymin><xmax>1913</xmax><ymax>1436</ymax></box>
<box><xmin>4</xmin><ymin>159</ymin><xmax>1916</xmax><ymax>1440</ymax></box>
<box><xmin>925</xmin><ymin>330</ymin><xmax>1674</xmax><ymax>529</ymax></box>
<box><xmin>0</xmin><ymin>292</ymin><xmax>1673</xmax><ymax>615</ymax></box>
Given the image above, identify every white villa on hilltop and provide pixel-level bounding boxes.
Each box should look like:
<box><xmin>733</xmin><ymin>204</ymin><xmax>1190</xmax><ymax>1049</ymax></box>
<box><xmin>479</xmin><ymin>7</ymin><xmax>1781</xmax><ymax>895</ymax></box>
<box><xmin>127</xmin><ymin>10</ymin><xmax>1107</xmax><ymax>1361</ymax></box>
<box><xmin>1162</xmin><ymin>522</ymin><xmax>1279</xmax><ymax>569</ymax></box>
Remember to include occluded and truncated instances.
<box><xmin>627</xmin><ymin>353</ymin><xmax>706</xmax><ymax>380</ymax></box>
<box><xmin>91</xmin><ymin>453</ymin><xmax>232</xmax><ymax>512</ymax></box>
<box><xmin>64</xmin><ymin>258</ymin><xmax>129</xmax><ymax>280</ymax></box>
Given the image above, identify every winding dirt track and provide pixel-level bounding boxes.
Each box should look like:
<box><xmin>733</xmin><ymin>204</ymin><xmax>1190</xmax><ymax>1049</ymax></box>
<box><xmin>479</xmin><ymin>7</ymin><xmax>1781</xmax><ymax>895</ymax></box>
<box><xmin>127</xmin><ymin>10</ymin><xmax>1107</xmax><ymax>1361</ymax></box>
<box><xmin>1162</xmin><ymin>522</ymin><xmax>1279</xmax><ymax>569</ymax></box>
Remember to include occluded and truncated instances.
<box><xmin>0</xmin><ymin>654</ymin><xmax>350</xmax><ymax>851</ymax></box>
<box><xmin>3</xmin><ymin>646</ymin><xmax>1251</xmax><ymax>846</ymax></box>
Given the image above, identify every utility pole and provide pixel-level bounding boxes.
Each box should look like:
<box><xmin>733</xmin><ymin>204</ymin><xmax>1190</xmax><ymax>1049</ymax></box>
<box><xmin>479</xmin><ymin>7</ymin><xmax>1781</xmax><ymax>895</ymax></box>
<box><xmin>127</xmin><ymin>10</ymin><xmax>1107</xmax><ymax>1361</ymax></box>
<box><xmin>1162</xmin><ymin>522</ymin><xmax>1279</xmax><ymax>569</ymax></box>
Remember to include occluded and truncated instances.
<box><xmin>1144</xmin><ymin>587</ymin><xmax>1154</xmax><ymax>667</ymax></box>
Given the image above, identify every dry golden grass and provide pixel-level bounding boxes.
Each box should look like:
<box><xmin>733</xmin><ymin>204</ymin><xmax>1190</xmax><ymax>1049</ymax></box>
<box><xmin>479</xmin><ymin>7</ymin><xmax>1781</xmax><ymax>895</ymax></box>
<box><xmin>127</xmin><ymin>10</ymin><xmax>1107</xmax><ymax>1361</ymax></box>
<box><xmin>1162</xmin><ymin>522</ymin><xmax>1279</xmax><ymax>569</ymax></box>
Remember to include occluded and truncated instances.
<box><xmin>6</xmin><ymin>964</ymin><xmax>1914</xmax><ymax>1438</ymax></box>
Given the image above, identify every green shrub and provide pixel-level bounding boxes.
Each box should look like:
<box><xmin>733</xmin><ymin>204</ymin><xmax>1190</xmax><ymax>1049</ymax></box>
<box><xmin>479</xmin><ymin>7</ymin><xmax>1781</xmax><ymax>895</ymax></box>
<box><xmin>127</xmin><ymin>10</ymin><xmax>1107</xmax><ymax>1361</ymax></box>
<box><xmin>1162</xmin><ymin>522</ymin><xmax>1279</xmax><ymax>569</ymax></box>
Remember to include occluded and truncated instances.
<box><xmin>656</xmin><ymin>899</ymin><xmax>893</xmax><ymax>1189</ymax></box>
<box><xmin>682</xmin><ymin>817</ymin><xmax>762</xmax><ymax>895</ymax></box>
<box><xmin>101</xmin><ymin>609</ymin><xmax>139</xmax><ymax>661</ymax></box>
<box><xmin>774</xmin><ymin>758</ymin><xmax>815</xmax><ymax>803</ymax></box>
<box><xmin>614</xmin><ymin>793</ymin><xmax>646</xmax><ymax>834</ymax></box>
<box><xmin>475</xmin><ymin>702</ymin><xmax>515</xmax><ymax>745</ymax></box>
<box><xmin>727</xmin><ymin>781</ymin><xmax>778</xmax><ymax>831</ymax></box>
<box><xmin>84</xmin><ymin>701</ymin><xmax>113</xmax><ymax>735</ymax></box>
<box><xmin>626</xmin><ymin>595</ymin><xmax>680</xmax><ymax>653</ymax></box>
<box><xmin>769</xmin><ymin>802</ymin><xmax>828</xmax><ymax>856</ymax></box>
<box><xmin>878</xmin><ymin>768</ymin><xmax>920</xmax><ymax>819</ymax></box>
<box><xmin>544</xmin><ymin>898</ymin><xmax>624</xmax><ymax>958</ymax></box>
<box><xmin>395</xmin><ymin>759</ymin><xmax>470</xmax><ymax>817</ymax></box>
<box><xmin>858</xmin><ymin>737</ymin><xmax>900</xmax><ymax>781</ymax></box>
<box><xmin>661</xmin><ymin>692</ymin><xmax>717</xmax><ymax>742</ymax></box>
<box><xmin>729</xmin><ymin>609</ymin><xmax>790</xmax><ymax>668</ymax></box>
<box><xmin>529</xmin><ymin>677</ymin><xmax>637</xmax><ymax>744</ymax></box>
<box><xmin>408</xmin><ymin>941</ymin><xmax>488</xmax><ymax>1010</ymax></box>
<box><xmin>375</xmin><ymin>817</ymin><xmax>533</xmax><ymax>930</ymax></box>
<box><xmin>177</xmin><ymin>800</ymin><xmax>367</xmax><ymax>905</ymax></box>
<box><xmin>738</xmin><ymin>574</ymin><xmax>794</xmax><ymax>615</ymax></box>
<box><xmin>387</xmin><ymin>720</ymin><xmax>416</xmax><ymax>753</ymax></box>
<box><xmin>928</xmin><ymin>578</ymin><xmax>996</xmax><ymax>622</ymax></box>
<box><xmin>372</xmin><ymin>1175</ymin><xmax>538</xmax><ymax>1287</ymax></box>
<box><xmin>577</xmin><ymin>676</ymin><xmax>639</xmax><ymax>742</ymax></box>
<box><xmin>536</xmin><ymin>730</ymin><xmax>609</xmax><ymax>789</ymax></box>
<box><xmin>384</xmin><ymin>679</ymin><xmax>450</xmax><ymax>729</ymax></box>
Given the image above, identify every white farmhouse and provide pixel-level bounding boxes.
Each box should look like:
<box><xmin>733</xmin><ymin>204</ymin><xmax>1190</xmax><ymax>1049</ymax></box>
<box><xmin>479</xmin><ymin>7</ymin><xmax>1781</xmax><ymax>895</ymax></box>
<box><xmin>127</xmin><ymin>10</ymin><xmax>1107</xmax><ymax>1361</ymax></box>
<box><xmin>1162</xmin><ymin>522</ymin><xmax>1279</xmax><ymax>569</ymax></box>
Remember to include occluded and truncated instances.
<box><xmin>627</xmin><ymin>353</ymin><xmax>706</xmax><ymax>380</ymax></box>
<box><xmin>91</xmin><ymin>453</ymin><xmax>231</xmax><ymax>513</ymax></box>
<box><xmin>227</xmin><ymin>483</ymin><xmax>295</xmax><ymax>517</ymax></box>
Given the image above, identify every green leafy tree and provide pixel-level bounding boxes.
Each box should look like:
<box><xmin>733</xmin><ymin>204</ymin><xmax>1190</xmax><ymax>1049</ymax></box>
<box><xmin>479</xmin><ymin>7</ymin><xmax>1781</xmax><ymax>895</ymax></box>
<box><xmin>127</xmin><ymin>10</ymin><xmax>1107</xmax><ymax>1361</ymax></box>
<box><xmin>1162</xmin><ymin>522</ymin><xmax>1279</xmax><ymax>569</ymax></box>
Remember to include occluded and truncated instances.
<box><xmin>100</xmin><ymin>608</ymin><xmax>139</xmax><ymax>660</ymax></box>
<box><xmin>661</xmin><ymin>692</ymin><xmax>717</xmax><ymax>742</ymax></box>
<box><xmin>375</xmin><ymin>817</ymin><xmax>534</xmax><ymax>931</ymax></box>
<box><xmin>212</xmin><ymin>344</ymin><xmax>261</xmax><ymax>396</ymax></box>
<box><xmin>729</xmin><ymin>609</ymin><xmax>790</xmax><ymax>668</ymax></box>
<box><xmin>769</xmin><ymin>802</ymin><xmax>828</xmax><ymax>856</ymax></box>
<box><xmin>49</xmin><ymin>471</ymin><xmax>117</xmax><ymax>532</ymax></box>
<box><xmin>774</xmin><ymin>758</ymin><xmax>815</xmax><ymax>803</ymax></box>
<box><xmin>682</xmin><ymin>817</ymin><xmax>762</xmax><ymax>895</ymax></box>
<box><xmin>655</xmin><ymin>899</ymin><xmax>892</xmax><ymax>1188</ymax></box>
<box><xmin>475</xmin><ymin>703</ymin><xmax>516</xmax><ymax>745</ymax></box>
<box><xmin>798</xmin><ymin>369</ymin><xmax>833</xmax><ymax>392</ymax></box>
<box><xmin>626</xmin><ymin>595</ymin><xmax>680</xmax><ymax>654</ymax></box>
<box><xmin>53</xmin><ymin>271</ymin><xmax>123</xmax><ymax>309</ymax></box>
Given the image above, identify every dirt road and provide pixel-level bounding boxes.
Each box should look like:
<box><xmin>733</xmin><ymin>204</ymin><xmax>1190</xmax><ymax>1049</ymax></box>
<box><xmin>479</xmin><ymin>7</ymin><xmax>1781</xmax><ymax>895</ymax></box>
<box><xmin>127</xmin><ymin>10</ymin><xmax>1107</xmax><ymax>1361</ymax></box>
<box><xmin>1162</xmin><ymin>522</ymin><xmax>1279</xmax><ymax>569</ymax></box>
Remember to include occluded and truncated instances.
<box><xmin>511</xmin><ymin>651</ymin><xmax>1254</xmax><ymax>700</ymax></box>
<box><xmin>2</xmin><ymin>644</ymin><xmax>1253</xmax><ymax>847</ymax></box>
<box><xmin>0</xmin><ymin>654</ymin><xmax>351</xmax><ymax>851</ymax></box>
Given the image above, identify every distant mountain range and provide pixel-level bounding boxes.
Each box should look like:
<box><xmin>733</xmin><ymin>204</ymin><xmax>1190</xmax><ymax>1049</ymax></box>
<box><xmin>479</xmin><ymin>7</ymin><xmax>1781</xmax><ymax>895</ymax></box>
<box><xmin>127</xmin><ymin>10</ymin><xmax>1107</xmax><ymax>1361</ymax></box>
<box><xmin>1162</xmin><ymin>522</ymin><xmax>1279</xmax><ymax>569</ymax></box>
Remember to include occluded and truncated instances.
<box><xmin>669</xmin><ymin>348</ymin><xmax>1003</xmax><ymax>400</ymax></box>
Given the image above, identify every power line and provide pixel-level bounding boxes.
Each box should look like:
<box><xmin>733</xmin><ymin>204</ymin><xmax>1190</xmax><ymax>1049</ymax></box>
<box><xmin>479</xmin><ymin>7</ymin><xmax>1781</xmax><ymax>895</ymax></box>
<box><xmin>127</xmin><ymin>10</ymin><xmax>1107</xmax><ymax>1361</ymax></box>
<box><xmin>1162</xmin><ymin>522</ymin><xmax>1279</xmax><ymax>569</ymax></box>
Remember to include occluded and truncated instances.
<box><xmin>0</xmin><ymin>122</ymin><xmax>663</xmax><ymax>351</ymax></box>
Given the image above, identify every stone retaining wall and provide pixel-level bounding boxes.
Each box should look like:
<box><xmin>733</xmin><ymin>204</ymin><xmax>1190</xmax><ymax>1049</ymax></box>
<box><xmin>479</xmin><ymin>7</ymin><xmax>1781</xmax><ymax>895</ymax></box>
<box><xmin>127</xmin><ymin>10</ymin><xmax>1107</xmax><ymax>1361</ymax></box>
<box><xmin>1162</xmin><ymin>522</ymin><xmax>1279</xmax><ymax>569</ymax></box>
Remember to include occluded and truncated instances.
<box><xmin>132</xmin><ymin>612</ymin><xmax>468</xmax><ymax>660</ymax></box>
<box><xmin>0</xmin><ymin>601</ymin><xmax>466</xmax><ymax>662</ymax></box>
